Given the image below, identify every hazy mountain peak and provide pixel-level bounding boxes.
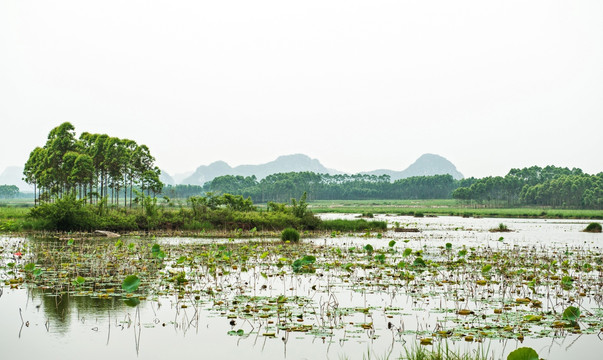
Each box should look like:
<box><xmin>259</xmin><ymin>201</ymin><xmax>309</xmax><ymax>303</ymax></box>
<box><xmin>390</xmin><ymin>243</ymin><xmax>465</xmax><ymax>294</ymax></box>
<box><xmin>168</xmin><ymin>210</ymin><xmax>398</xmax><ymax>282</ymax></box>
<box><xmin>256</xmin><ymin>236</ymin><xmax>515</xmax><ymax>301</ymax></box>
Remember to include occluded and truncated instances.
<box><xmin>169</xmin><ymin>153</ymin><xmax>463</xmax><ymax>185</ymax></box>
<box><xmin>182</xmin><ymin>154</ymin><xmax>334</xmax><ymax>185</ymax></box>
<box><xmin>361</xmin><ymin>154</ymin><xmax>463</xmax><ymax>180</ymax></box>
<box><xmin>403</xmin><ymin>153</ymin><xmax>463</xmax><ymax>179</ymax></box>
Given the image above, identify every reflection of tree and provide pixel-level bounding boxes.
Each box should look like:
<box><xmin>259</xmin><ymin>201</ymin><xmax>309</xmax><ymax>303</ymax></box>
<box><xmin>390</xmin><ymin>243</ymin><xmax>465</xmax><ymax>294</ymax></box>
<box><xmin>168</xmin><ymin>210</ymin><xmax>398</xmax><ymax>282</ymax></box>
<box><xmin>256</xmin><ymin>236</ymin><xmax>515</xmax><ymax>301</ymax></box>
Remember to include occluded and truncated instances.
<box><xmin>31</xmin><ymin>288</ymin><xmax>125</xmax><ymax>334</ymax></box>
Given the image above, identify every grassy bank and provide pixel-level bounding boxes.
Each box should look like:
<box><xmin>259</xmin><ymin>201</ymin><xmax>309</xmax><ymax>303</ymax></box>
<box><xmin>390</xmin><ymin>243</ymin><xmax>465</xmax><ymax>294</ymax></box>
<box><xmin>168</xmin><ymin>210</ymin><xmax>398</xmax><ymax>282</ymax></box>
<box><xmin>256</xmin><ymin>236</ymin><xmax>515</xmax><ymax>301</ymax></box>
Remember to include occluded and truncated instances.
<box><xmin>309</xmin><ymin>199</ymin><xmax>603</xmax><ymax>219</ymax></box>
<box><xmin>0</xmin><ymin>200</ymin><xmax>387</xmax><ymax>234</ymax></box>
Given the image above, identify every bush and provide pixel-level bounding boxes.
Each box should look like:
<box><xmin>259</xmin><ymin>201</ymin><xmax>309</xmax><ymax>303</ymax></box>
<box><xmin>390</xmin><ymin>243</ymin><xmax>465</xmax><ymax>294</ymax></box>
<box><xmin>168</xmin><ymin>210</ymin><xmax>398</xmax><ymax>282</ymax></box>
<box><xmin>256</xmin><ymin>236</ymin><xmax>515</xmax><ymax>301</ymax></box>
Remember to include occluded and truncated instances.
<box><xmin>281</xmin><ymin>227</ymin><xmax>300</xmax><ymax>242</ymax></box>
<box><xmin>29</xmin><ymin>194</ymin><xmax>95</xmax><ymax>231</ymax></box>
<box><xmin>319</xmin><ymin>219</ymin><xmax>387</xmax><ymax>232</ymax></box>
<box><xmin>584</xmin><ymin>222</ymin><xmax>602</xmax><ymax>233</ymax></box>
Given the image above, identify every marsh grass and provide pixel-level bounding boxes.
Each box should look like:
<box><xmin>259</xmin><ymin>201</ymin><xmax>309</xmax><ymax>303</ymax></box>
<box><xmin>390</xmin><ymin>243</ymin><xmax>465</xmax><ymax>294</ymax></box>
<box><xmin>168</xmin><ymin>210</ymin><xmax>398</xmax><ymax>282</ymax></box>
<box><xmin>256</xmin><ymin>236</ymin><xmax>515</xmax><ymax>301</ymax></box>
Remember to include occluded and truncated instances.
<box><xmin>309</xmin><ymin>200</ymin><xmax>603</xmax><ymax>219</ymax></box>
<box><xmin>319</xmin><ymin>219</ymin><xmax>387</xmax><ymax>232</ymax></box>
<box><xmin>401</xmin><ymin>342</ymin><xmax>491</xmax><ymax>360</ymax></box>
<box><xmin>583</xmin><ymin>222</ymin><xmax>602</xmax><ymax>233</ymax></box>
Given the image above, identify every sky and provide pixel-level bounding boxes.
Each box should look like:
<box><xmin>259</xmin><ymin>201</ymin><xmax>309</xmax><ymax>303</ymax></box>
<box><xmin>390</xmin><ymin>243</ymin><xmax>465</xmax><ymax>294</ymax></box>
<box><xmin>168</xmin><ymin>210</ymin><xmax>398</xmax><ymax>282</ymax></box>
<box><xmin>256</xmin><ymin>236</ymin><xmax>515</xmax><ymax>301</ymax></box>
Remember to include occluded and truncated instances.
<box><xmin>1</xmin><ymin>0</ymin><xmax>602</xmax><ymax>179</ymax></box>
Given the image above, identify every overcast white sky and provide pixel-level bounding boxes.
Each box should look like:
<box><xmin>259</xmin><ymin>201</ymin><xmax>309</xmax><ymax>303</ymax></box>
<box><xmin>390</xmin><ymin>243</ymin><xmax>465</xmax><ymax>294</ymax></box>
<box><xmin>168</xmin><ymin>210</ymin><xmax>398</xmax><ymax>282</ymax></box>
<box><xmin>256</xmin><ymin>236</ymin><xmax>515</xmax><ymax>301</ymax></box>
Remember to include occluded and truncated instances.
<box><xmin>1</xmin><ymin>0</ymin><xmax>602</xmax><ymax>178</ymax></box>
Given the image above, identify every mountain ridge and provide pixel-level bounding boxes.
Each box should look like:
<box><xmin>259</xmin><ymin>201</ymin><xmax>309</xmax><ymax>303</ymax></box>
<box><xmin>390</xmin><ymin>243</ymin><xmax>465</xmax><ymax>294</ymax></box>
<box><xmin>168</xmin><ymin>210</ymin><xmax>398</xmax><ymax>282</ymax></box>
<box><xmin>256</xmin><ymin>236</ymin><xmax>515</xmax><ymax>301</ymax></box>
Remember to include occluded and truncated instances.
<box><xmin>0</xmin><ymin>153</ymin><xmax>463</xmax><ymax>190</ymax></box>
<box><xmin>179</xmin><ymin>153</ymin><xmax>462</xmax><ymax>185</ymax></box>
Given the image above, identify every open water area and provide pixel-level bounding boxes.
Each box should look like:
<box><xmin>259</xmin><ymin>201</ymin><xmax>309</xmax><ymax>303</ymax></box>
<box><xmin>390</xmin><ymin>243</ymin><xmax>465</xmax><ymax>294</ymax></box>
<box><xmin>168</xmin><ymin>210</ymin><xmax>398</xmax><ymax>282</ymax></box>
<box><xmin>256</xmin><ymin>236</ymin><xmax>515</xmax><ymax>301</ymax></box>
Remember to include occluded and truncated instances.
<box><xmin>1</xmin><ymin>215</ymin><xmax>601</xmax><ymax>359</ymax></box>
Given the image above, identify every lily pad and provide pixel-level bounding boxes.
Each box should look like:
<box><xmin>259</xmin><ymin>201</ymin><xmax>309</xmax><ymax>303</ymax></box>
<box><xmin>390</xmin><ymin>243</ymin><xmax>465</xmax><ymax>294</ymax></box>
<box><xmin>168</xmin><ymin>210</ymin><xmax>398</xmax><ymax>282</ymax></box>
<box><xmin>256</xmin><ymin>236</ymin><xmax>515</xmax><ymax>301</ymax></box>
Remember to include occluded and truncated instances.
<box><xmin>122</xmin><ymin>275</ymin><xmax>141</xmax><ymax>293</ymax></box>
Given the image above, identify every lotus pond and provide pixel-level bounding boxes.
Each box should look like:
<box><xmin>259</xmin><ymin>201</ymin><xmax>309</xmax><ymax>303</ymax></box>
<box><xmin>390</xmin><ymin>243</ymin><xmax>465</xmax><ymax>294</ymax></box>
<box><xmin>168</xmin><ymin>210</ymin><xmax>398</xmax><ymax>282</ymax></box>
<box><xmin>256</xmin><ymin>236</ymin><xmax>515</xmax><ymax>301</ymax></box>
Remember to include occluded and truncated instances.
<box><xmin>0</xmin><ymin>215</ymin><xmax>601</xmax><ymax>359</ymax></box>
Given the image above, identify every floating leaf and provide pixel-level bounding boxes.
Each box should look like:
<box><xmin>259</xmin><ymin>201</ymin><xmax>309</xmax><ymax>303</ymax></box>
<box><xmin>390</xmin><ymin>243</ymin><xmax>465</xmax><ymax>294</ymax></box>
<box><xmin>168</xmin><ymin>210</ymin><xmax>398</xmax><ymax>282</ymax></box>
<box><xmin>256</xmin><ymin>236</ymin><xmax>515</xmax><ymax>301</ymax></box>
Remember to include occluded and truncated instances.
<box><xmin>561</xmin><ymin>276</ymin><xmax>573</xmax><ymax>290</ymax></box>
<box><xmin>388</xmin><ymin>240</ymin><xmax>396</xmax><ymax>247</ymax></box>
<box><xmin>413</xmin><ymin>257</ymin><xmax>426</xmax><ymax>267</ymax></box>
<box><xmin>74</xmin><ymin>276</ymin><xmax>85</xmax><ymax>285</ymax></box>
<box><xmin>24</xmin><ymin>263</ymin><xmax>35</xmax><ymax>272</ymax></box>
<box><xmin>403</xmin><ymin>248</ymin><xmax>412</xmax><ymax>257</ymax></box>
<box><xmin>122</xmin><ymin>275</ymin><xmax>141</xmax><ymax>293</ymax></box>
<box><xmin>151</xmin><ymin>243</ymin><xmax>164</xmax><ymax>259</ymax></box>
<box><xmin>524</xmin><ymin>315</ymin><xmax>542</xmax><ymax>322</ymax></box>
<box><xmin>562</xmin><ymin>306</ymin><xmax>580</xmax><ymax>322</ymax></box>
<box><xmin>507</xmin><ymin>347</ymin><xmax>538</xmax><ymax>360</ymax></box>
<box><xmin>375</xmin><ymin>254</ymin><xmax>386</xmax><ymax>264</ymax></box>
<box><xmin>445</xmin><ymin>242</ymin><xmax>452</xmax><ymax>250</ymax></box>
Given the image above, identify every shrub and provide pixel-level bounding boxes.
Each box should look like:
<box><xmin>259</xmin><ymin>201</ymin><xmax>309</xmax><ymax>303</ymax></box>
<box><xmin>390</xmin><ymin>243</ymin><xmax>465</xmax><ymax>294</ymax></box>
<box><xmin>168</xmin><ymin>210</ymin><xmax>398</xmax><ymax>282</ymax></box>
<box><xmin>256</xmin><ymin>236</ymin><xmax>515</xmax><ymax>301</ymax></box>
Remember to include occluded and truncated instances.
<box><xmin>29</xmin><ymin>194</ymin><xmax>95</xmax><ymax>231</ymax></box>
<box><xmin>319</xmin><ymin>219</ymin><xmax>387</xmax><ymax>232</ymax></box>
<box><xmin>584</xmin><ymin>222</ymin><xmax>602</xmax><ymax>233</ymax></box>
<box><xmin>281</xmin><ymin>227</ymin><xmax>300</xmax><ymax>242</ymax></box>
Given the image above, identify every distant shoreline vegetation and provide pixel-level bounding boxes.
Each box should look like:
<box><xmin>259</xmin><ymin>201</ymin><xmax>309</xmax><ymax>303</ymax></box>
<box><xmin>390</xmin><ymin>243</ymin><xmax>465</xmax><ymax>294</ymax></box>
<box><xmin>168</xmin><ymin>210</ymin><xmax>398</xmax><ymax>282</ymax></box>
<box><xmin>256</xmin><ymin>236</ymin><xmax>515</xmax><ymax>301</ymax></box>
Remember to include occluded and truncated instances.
<box><xmin>162</xmin><ymin>165</ymin><xmax>602</xmax><ymax>210</ymax></box>
<box><xmin>0</xmin><ymin>122</ymin><xmax>601</xmax><ymax>233</ymax></box>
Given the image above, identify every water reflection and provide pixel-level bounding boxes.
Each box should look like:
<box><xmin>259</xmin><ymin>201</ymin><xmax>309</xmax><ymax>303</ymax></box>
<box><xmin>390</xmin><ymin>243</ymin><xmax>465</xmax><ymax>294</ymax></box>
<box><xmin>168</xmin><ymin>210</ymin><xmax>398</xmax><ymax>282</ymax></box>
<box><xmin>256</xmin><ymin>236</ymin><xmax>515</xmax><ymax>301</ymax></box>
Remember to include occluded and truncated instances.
<box><xmin>30</xmin><ymin>288</ymin><xmax>124</xmax><ymax>333</ymax></box>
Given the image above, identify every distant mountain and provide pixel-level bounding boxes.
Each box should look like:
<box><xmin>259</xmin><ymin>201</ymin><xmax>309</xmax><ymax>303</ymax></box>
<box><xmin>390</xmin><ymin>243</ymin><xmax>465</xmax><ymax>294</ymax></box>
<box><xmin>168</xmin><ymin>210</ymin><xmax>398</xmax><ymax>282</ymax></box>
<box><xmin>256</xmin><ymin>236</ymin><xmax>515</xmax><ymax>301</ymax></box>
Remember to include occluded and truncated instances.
<box><xmin>0</xmin><ymin>166</ymin><xmax>33</xmax><ymax>192</ymax></box>
<box><xmin>159</xmin><ymin>170</ymin><xmax>176</xmax><ymax>186</ymax></box>
<box><xmin>182</xmin><ymin>154</ymin><xmax>338</xmax><ymax>185</ymax></box>
<box><xmin>173</xmin><ymin>171</ymin><xmax>193</xmax><ymax>184</ymax></box>
<box><xmin>362</xmin><ymin>154</ymin><xmax>463</xmax><ymax>180</ymax></box>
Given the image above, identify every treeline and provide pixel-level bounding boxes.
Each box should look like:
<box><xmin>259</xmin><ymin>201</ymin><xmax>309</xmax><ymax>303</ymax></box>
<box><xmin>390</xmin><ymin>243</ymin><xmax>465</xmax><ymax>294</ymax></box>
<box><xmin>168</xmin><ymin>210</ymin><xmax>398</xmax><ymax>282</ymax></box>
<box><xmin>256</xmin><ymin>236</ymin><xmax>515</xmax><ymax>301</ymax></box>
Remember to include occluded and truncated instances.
<box><xmin>453</xmin><ymin>166</ymin><xmax>603</xmax><ymax>209</ymax></box>
<box><xmin>163</xmin><ymin>166</ymin><xmax>603</xmax><ymax>209</ymax></box>
<box><xmin>0</xmin><ymin>185</ymin><xmax>19</xmax><ymax>199</ymax></box>
<box><xmin>23</xmin><ymin>122</ymin><xmax>163</xmax><ymax>207</ymax></box>
<box><xmin>164</xmin><ymin>173</ymin><xmax>473</xmax><ymax>202</ymax></box>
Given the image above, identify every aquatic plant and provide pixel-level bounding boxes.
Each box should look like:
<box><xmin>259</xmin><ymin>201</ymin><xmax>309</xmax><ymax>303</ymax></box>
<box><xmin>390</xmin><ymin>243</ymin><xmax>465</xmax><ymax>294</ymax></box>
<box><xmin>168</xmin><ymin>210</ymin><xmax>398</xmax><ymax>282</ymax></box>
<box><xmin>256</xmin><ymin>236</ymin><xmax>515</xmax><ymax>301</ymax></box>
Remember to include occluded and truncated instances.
<box><xmin>281</xmin><ymin>227</ymin><xmax>300</xmax><ymax>242</ymax></box>
<box><xmin>506</xmin><ymin>347</ymin><xmax>538</xmax><ymax>360</ymax></box>
<box><xmin>583</xmin><ymin>222</ymin><xmax>602</xmax><ymax>232</ymax></box>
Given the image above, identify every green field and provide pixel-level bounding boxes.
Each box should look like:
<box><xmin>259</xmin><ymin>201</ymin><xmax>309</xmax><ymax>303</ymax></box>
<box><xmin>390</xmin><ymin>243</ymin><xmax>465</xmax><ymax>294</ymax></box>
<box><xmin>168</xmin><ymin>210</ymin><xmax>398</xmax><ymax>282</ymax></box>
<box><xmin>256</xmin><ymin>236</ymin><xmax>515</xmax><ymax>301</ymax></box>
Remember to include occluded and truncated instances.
<box><xmin>309</xmin><ymin>199</ymin><xmax>603</xmax><ymax>219</ymax></box>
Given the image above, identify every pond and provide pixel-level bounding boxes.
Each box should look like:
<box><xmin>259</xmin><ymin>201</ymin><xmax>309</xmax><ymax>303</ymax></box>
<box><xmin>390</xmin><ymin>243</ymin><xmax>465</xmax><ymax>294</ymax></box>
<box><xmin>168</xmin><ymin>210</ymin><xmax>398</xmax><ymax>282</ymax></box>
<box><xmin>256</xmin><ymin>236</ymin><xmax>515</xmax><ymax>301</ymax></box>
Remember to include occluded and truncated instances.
<box><xmin>0</xmin><ymin>215</ymin><xmax>601</xmax><ymax>359</ymax></box>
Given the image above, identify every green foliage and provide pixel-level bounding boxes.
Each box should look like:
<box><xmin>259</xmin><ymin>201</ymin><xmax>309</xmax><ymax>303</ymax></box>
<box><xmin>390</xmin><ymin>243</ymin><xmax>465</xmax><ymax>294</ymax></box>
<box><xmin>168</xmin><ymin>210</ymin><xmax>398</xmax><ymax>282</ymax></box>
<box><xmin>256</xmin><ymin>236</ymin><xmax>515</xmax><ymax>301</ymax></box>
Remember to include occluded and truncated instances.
<box><xmin>561</xmin><ymin>276</ymin><xmax>573</xmax><ymax>290</ymax></box>
<box><xmin>584</xmin><ymin>222</ymin><xmax>602</xmax><ymax>232</ymax></box>
<box><xmin>28</xmin><ymin>193</ymin><xmax>95</xmax><ymax>231</ymax></box>
<box><xmin>281</xmin><ymin>227</ymin><xmax>300</xmax><ymax>242</ymax></box>
<box><xmin>151</xmin><ymin>244</ymin><xmax>166</xmax><ymax>259</ymax></box>
<box><xmin>506</xmin><ymin>347</ymin><xmax>539</xmax><ymax>360</ymax></box>
<box><xmin>413</xmin><ymin>257</ymin><xmax>426</xmax><ymax>267</ymax></box>
<box><xmin>562</xmin><ymin>306</ymin><xmax>580</xmax><ymax>322</ymax></box>
<box><xmin>292</xmin><ymin>255</ymin><xmax>316</xmax><ymax>273</ymax></box>
<box><xmin>0</xmin><ymin>185</ymin><xmax>20</xmax><ymax>199</ymax></box>
<box><xmin>122</xmin><ymin>275</ymin><xmax>141</xmax><ymax>293</ymax></box>
<box><xmin>24</xmin><ymin>122</ymin><xmax>163</xmax><ymax>207</ymax></box>
<box><xmin>318</xmin><ymin>219</ymin><xmax>387</xmax><ymax>232</ymax></box>
<box><xmin>290</xmin><ymin>192</ymin><xmax>309</xmax><ymax>218</ymax></box>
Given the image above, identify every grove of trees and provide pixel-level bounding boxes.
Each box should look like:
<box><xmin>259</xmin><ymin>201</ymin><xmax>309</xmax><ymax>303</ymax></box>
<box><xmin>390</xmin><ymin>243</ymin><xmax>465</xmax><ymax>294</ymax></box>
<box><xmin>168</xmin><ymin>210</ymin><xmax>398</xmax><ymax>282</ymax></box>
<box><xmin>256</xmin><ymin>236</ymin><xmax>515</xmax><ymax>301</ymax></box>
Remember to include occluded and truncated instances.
<box><xmin>23</xmin><ymin>122</ymin><xmax>163</xmax><ymax>206</ymax></box>
<box><xmin>0</xmin><ymin>185</ymin><xmax>19</xmax><ymax>199</ymax></box>
<box><xmin>452</xmin><ymin>166</ymin><xmax>603</xmax><ymax>209</ymax></box>
<box><xmin>186</xmin><ymin>173</ymin><xmax>469</xmax><ymax>203</ymax></box>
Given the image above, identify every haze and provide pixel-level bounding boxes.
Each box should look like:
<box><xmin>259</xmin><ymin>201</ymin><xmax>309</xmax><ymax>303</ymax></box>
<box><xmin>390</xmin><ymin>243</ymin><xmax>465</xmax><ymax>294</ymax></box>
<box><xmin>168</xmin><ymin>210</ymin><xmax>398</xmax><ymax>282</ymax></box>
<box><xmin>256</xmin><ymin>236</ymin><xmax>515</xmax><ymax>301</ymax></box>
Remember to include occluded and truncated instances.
<box><xmin>1</xmin><ymin>0</ymin><xmax>602</xmax><ymax>179</ymax></box>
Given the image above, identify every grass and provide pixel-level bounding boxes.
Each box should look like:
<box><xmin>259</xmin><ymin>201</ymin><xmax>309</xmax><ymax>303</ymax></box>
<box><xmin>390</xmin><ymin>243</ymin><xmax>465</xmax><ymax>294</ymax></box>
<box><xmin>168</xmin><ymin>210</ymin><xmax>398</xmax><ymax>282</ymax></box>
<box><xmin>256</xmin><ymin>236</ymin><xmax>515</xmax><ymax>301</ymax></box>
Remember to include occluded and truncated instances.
<box><xmin>319</xmin><ymin>219</ymin><xmax>387</xmax><ymax>232</ymax></box>
<box><xmin>400</xmin><ymin>342</ymin><xmax>491</xmax><ymax>360</ymax></box>
<box><xmin>583</xmin><ymin>222</ymin><xmax>602</xmax><ymax>233</ymax></box>
<box><xmin>309</xmin><ymin>199</ymin><xmax>603</xmax><ymax>219</ymax></box>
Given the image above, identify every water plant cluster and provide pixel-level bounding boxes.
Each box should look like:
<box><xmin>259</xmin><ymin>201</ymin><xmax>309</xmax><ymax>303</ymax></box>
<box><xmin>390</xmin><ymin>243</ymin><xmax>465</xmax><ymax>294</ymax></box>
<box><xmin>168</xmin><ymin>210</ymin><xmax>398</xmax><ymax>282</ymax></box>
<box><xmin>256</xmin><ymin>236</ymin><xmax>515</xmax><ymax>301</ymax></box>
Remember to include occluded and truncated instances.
<box><xmin>2</xmin><ymin>227</ymin><xmax>601</xmax><ymax>359</ymax></box>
